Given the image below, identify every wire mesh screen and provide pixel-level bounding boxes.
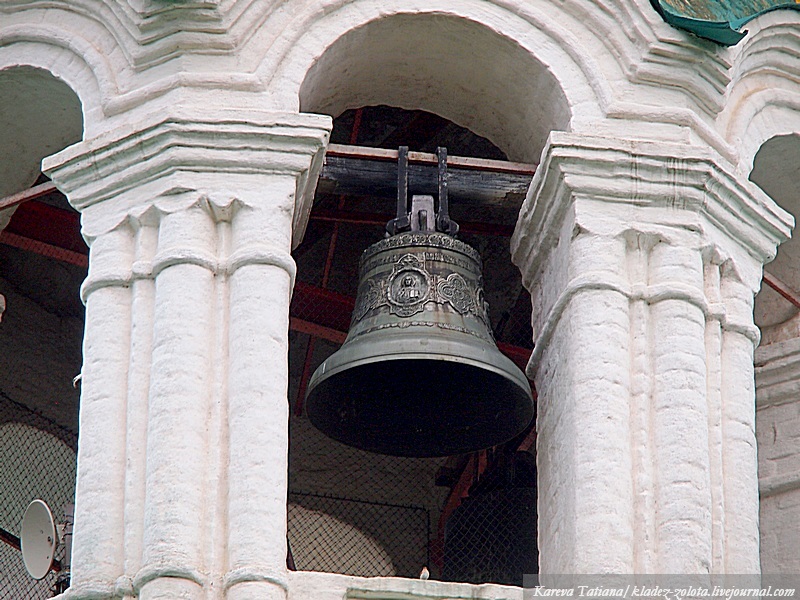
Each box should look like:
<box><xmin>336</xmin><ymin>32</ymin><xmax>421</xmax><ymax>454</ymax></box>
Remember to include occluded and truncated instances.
<box><xmin>288</xmin><ymin>404</ymin><xmax>445</xmax><ymax>579</ymax></box>
<box><xmin>288</xmin><ymin>492</ymin><xmax>429</xmax><ymax>577</ymax></box>
<box><xmin>0</xmin><ymin>391</ymin><xmax>77</xmax><ymax>600</ymax></box>
<box><xmin>442</xmin><ymin>483</ymin><xmax>538</xmax><ymax>585</ymax></box>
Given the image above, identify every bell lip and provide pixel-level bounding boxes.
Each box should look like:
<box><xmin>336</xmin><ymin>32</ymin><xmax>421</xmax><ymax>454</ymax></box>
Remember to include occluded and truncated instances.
<box><xmin>306</xmin><ymin>347</ymin><xmax>532</xmax><ymax>401</ymax></box>
<box><xmin>304</xmin><ymin>355</ymin><xmax>535</xmax><ymax>457</ymax></box>
<box><xmin>308</xmin><ymin>417</ymin><xmax>534</xmax><ymax>458</ymax></box>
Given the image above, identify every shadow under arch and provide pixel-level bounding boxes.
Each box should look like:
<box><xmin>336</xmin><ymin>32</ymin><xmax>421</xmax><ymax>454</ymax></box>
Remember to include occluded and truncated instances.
<box><xmin>0</xmin><ymin>66</ymin><xmax>83</xmax><ymax>201</ymax></box>
<box><xmin>752</xmin><ymin>133</ymin><xmax>800</xmax><ymax>342</ymax></box>
<box><xmin>298</xmin><ymin>12</ymin><xmax>571</xmax><ymax>164</ymax></box>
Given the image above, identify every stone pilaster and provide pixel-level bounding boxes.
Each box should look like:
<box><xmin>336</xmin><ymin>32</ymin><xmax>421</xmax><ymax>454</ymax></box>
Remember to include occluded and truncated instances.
<box><xmin>42</xmin><ymin>109</ymin><xmax>331</xmax><ymax>600</ymax></box>
<box><xmin>511</xmin><ymin>132</ymin><xmax>792</xmax><ymax>574</ymax></box>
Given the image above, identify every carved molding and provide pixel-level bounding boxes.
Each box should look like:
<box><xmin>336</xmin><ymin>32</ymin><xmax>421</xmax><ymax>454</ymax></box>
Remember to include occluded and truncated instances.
<box><xmin>511</xmin><ymin>132</ymin><xmax>793</xmax><ymax>294</ymax></box>
<box><xmin>42</xmin><ymin>108</ymin><xmax>331</xmax><ymax>244</ymax></box>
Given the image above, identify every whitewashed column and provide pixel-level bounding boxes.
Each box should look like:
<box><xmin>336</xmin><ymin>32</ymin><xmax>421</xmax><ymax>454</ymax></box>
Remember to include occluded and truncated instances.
<box><xmin>512</xmin><ymin>132</ymin><xmax>791</xmax><ymax>575</ymax></box>
<box><xmin>719</xmin><ymin>270</ymin><xmax>761</xmax><ymax>572</ymax></box>
<box><xmin>43</xmin><ymin>109</ymin><xmax>331</xmax><ymax>600</ymax></box>
<box><xmin>648</xmin><ymin>242</ymin><xmax>712</xmax><ymax>572</ymax></box>
<box><xmin>137</xmin><ymin>203</ymin><xmax>218</xmax><ymax>600</ymax></box>
<box><xmin>121</xmin><ymin>216</ymin><xmax>158</xmax><ymax>590</ymax></box>
<box><xmin>224</xmin><ymin>175</ymin><xmax>297</xmax><ymax>600</ymax></box>
<box><xmin>68</xmin><ymin>226</ymin><xmax>134</xmax><ymax>597</ymax></box>
<box><xmin>533</xmin><ymin>228</ymin><xmax>635</xmax><ymax>573</ymax></box>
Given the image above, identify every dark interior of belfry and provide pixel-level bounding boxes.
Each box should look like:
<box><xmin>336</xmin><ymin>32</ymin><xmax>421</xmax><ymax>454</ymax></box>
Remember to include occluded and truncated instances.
<box><xmin>0</xmin><ymin>105</ymin><xmax>540</xmax><ymax>596</ymax></box>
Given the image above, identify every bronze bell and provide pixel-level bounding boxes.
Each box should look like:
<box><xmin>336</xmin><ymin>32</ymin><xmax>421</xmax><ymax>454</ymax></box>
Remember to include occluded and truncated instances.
<box><xmin>305</xmin><ymin>148</ymin><xmax>533</xmax><ymax>457</ymax></box>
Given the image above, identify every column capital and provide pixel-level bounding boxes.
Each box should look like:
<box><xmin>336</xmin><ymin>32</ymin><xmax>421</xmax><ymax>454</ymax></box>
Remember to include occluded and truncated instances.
<box><xmin>42</xmin><ymin>108</ymin><xmax>332</xmax><ymax>247</ymax></box>
<box><xmin>511</xmin><ymin>132</ymin><xmax>792</xmax><ymax>292</ymax></box>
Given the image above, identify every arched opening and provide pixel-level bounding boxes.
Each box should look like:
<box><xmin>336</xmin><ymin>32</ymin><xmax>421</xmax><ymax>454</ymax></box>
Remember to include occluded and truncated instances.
<box><xmin>0</xmin><ymin>66</ymin><xmax>84</xmax><ymax>595</ymax></box>
<box><xmin>750</xmin><ymin>133</ymin><xmax>800</xmax><ymax>575</ymax></box>
<box><xmin>0</xmin><ymin>67</ymin><xmax>83</xmax><ymax>200</ymax></box>
<box><xmin>299</xmin><ymin>13</ymin><xmax>571</xmax><ymax>164</ymax></box>
<box><xmin>287</xmin><ymin>105</ymin><xmax>538</xmax><ymax>584</ymax></box>
<box><xmin>290</xmin><ymin>14</ymin><xmax>565</xmax><ymax>582</ymax></box>
<box><xmin>752</xmin><ymin>134</ymin><xmax>800</xmax><ymax>342</ymax></box>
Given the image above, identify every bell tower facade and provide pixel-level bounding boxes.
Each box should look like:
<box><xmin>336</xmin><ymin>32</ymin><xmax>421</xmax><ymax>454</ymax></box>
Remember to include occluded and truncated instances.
<box><xmin>1</xmin><ymin>1</ymin><xmax>799</xmax><ymax>598</ymax></box>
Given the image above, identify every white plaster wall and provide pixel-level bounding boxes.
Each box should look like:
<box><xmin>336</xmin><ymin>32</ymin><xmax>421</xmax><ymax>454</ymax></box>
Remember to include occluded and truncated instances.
<box><xmin>286</xmin><ymin>570</ymin><xmax>522</xmax><ymax>600</ymax></box>
<box><xmin>755</xmin><ymin>338</ymin><xmax>800</xmax><ymax>574</ymax></box>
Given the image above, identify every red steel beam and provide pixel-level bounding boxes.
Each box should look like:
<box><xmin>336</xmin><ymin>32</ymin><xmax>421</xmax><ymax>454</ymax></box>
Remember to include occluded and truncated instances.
<box><xmin>0</xmin><ymin>182</ymin><xmax>58</xmax><ymax>211</ymax></box>
<box><xmin>496</xmin><ymin>342</ymin><xmax>532</xmax><ymax>373</ymax></box>
<box><xmin>290</xmin><ymin>283</ymin><xmax>355</xmax><ymax>342</ymax></box>
<box><xmin>763</xmin><ymin>270</ymin><xmax>800</xmax><ymax>310</ymax></box>
<box><xmin>5</xmin><ymin>199</ymin><xmax>85</xmax><ymax>254</ymax></box>
<box><xmin>0</xmin><ymin>231</ymin><xmax>88</xmax><ymax>267</ymax></box>
<box><xmin>0</xmin><ymin>527</ymin><xmax>20</xmax><ymax>551</ymax></box>
<box><xmin>290</xmin><ymin>317</ymin><xmax>347</xmax><ymax>345</ymax></box>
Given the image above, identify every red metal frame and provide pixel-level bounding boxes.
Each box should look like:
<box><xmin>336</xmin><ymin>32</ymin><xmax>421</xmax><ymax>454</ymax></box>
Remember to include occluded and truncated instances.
<box><xmin>0</xmin><ymin>182</ymin><xmax>57</xmax><ymax>211</ymax></box>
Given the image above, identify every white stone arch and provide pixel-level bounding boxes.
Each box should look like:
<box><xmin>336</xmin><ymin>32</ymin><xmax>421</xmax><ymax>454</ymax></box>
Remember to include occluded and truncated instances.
<box><xmin>749</xmin><ymin>133</ymin><xmax>800</xmax><ymax>343</ymax></box>
<box><xmin>720</xmin><ymin>12</ymin><xmax>800</xmax><ymax>341</ymax></box>
<box><xmin>0</xmin><ymin>23</ymin><xmax>120</xmax><ymax>136</ymax></box>
<box><xmin>721</xmin><ymin>10</ymin><xmax>800</xmax><ymax>174</ymax></box>
<box><xmin>258</xmin><ymin>0</ymin><xmax>610</xmax><ymax>163</ymax></box>
<box><xmin>729</xmin><ymin>95</ymin><xmax>800</xmax><ymax>178</ymax></box>
<box><xmin>0</xmin><ymin>18</ymin><xmax>117</xmax><ymax>205</ymax></box>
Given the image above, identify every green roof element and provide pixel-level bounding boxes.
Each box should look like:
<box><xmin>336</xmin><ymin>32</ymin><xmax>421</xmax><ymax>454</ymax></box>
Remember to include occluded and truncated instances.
<box><xmin>650</xmin><ymin>0</ymin><xmax>800</xmax><ymax>45</ymax></box>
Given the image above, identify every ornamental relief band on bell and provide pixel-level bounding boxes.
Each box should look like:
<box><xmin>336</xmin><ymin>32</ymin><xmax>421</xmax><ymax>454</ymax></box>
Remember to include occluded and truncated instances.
<box><xmin>360</xmin><ymin>232</ymin><xmax>482</xmax><ymax>265</ymax></box>
<box><xmin>360</xmin><ymin>251</ymin><xmax>477</xmax><ymax>277</ymax></box>
<box><xmin>351</xmin><ymin>253</ymin><xmax>492</xmax><ymax>326</ymax></box>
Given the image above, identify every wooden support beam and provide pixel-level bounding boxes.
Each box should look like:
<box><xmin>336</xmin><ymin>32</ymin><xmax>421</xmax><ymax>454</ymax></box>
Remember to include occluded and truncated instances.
<box><xmin>319</xmin><ymin>144</ymin><xmax>535</xmax><ymax>206</ymax></box>
<box><xmin>325</xmin><ymin>144</ymin><xmax>537</xmax><ymax>175</ymax></box>
<box><xmin>311</xmin><ymin>208</ymin><xmax>515</xmax><ymax>237</ymax></box>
